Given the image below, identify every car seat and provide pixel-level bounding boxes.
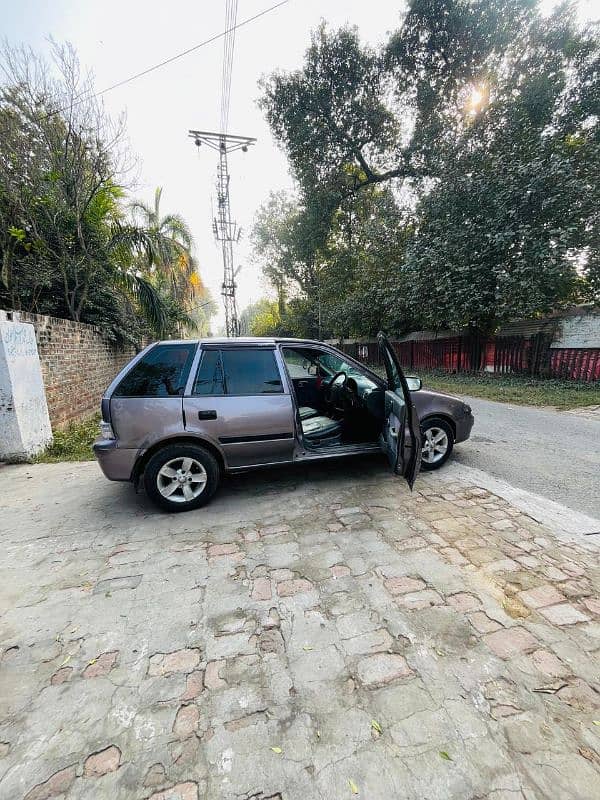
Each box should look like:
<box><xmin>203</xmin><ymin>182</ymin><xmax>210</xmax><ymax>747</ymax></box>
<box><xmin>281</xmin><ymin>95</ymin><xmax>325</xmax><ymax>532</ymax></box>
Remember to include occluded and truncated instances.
<box><xmin>301</xmin><ymin>415</ymin><xmax>343</xmax><ymax>446</ymax></box>
<box><xmin>298</xmin><ymin>406</ymin><xmax>319</xmax><ymax>421</ymax></box>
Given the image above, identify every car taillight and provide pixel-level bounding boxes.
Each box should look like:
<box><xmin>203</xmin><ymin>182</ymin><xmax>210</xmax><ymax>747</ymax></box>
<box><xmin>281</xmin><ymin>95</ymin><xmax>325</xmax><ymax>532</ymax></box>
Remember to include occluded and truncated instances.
<box><xmin>100</xmin><ymin>420</ymin><xmax>116</xmax><ymax>440</ymax></box>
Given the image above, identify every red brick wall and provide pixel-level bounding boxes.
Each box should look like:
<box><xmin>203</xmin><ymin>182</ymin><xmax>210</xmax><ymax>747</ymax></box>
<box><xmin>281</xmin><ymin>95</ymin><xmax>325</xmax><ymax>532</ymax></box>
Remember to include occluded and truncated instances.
<box><xmin>4</xmin><ymin>311</ymin><xmax>140</xmax><ymax>429</ymax></box>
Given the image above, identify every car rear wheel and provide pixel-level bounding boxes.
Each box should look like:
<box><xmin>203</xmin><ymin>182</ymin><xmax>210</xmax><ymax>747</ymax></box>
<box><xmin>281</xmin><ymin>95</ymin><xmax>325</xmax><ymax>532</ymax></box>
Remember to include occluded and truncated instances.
<box><xmin>144</xmin><ymin>444</ymin><xmax>220</xmax><ymax>512</ymax></box>
<box><xmin>420</xmin><ymin>418</ymin><xmax>453</xmax><ymax>471</ymax></box>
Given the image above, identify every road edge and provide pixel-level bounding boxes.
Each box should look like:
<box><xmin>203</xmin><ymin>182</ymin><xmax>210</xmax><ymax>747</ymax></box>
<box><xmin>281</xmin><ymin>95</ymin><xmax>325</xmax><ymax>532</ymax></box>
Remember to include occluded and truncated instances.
<box><xmin>444</xmin><ymin>462</ymin><xmax>600</xmax><ymax>546</ymax></box>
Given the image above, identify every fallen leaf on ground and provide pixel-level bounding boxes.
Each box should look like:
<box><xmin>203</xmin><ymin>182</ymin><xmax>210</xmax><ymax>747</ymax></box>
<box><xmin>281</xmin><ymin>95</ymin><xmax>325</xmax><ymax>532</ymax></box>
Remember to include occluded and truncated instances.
<box><xmin>348</xmin><ymin>778</ymin><xmax>359</xmax><ymax>794</ymax></box>
<box><xmin>371</xmin><ymin>719</ymin><xmax>383</xmax><ymax>735</ymax></box>
<box><xmin>593</xmin><ymin>721</ymin><xmax>600</xmax><ymax>726</ymax></box>
<box><xmin>439</xmin><ymin>751</ymin><xmax>452</xmax><ymax>761</ymax></box>
<box><xmin>87</xmin><ymin>658</ymin><xmax>97</xmax><ymax>666</ymax></box>
<box><xmin>302</xmin><ymin>645</ymin><xmax>313</xmax><ymax>651</ymax></box>
<box><xmin>270</xmin><ymin>746</ymin><xmax>282</xmax><ymax>754</ymax></box>
<box><xmin>59</xmin><ymin>656</ymin><xmax>71</xmax><ymax>667</ymax></box>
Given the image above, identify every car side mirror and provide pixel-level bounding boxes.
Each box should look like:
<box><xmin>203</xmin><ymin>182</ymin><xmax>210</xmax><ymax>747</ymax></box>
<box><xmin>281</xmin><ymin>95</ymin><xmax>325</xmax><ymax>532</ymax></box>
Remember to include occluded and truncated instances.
<box><xmin>406</xmin><ymin>376</ymin><xmax>422</xmax><ymax>391</ymax></box>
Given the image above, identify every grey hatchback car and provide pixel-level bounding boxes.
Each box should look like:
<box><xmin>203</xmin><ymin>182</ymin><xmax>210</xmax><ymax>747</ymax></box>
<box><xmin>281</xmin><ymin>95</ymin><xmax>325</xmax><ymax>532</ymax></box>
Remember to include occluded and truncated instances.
<box><xmin>94</xmin><ymin>333</ymin><xmax>473</xmax><ymax>512</ymax></box>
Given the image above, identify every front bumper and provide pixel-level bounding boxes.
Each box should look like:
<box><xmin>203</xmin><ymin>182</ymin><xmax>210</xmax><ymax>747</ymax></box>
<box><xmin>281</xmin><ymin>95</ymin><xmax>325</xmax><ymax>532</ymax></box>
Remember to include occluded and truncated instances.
<box><xmin>93</xmin><ymin>438</ymin><xmax>137</xmax><ymax>482</ymax></box>
<box><xmin>454</xmin><ymin>412</ymin><xmax>475</xmax><ymax>444</ymax></box>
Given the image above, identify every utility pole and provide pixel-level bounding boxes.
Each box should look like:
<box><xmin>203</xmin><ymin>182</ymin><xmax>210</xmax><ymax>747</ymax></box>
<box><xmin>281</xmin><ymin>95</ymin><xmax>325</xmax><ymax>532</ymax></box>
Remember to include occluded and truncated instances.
<box><xmin>189</xmin><ymin>130</ymin><xmax>255</xmax><ymax>337</ymax></box>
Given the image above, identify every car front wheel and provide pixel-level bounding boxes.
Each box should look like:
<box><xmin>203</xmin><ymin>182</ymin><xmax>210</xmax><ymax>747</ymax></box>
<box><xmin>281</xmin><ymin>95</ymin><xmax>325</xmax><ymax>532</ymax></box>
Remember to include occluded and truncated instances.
<box><xmin>143</xmin><ymin>444</ymin><xmax>220</xmax><ymax>512</ymax></box>
<box><xmin>420</xmin><ymin>418</ymin><xmax>454</xmax><ymax>471</ymax></box>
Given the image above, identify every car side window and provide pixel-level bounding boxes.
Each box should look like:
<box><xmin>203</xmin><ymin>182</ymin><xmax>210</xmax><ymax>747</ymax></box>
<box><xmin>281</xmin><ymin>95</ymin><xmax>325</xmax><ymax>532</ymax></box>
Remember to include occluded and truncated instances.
<box><xmin>193</xmin><ymin>348</ymin><xmax>283</xmax><ymax>396</ymax></box>
<box><xmin>282</xmin><ymin>348</ymin><xmax>314</xmax><ymax>378</ymax></box>
<box><xmin>382</xmin><ymin>348</ymin><xmax>402</xmax><ymax>395</ymax></box>
<box><xmin>193</xmin><ymin>349</ymin><xmax>226</xmax><ymax>395</ymax></box>
<box><xmin>113</xmin><ymin>344</ymin><xmax>196</xmax><ymax>398</ymax></box>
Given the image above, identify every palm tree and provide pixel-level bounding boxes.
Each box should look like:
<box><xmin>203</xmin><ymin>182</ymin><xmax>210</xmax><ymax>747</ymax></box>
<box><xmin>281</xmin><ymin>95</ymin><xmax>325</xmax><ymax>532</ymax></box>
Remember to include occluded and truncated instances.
<box><xmin>130</xmin><ymin>187</ymin><xmax>204</xmax><ymax>314</ymax></box>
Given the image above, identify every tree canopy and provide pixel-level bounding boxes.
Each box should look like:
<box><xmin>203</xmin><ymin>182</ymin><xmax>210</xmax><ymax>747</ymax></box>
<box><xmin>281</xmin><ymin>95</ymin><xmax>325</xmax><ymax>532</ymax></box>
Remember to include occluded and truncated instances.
<box><xmin>255</xmin><ymin>0</ymin><xmax>599</xmax><ymax>336</ymax></box>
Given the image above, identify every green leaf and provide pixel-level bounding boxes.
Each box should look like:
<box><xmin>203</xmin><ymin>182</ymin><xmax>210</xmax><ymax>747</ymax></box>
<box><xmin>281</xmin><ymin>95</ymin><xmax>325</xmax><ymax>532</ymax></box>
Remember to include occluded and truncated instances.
<box><xmin>270</xmin><ymin>746</ymin><xmax>282</xmax><ymax>754</ymax></box>
<box><xmin>8</xmin><ymin>226</ymin><xmax>26</xmax><ymax>242</ymax></box>
<box><xmin>439</xmin><ymin>751</ymin><xmax>452</xmax><ymax>761</ymax></box>
<box><xmin>371</xmin><ymin>719</ymin><xmax>383</xmax><ymax>735</ymax></box>
<box><xmin>348</xmin><ymin>778</ymin><xmax>359</xmax><ymax>794</ymax></box>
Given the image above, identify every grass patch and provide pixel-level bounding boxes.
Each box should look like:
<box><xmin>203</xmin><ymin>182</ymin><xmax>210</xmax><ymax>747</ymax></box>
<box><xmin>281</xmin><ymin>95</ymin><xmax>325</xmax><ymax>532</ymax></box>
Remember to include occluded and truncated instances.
<box><xmin>35</xmin><ymin>413</ymin><xmax>100</xmax><ymax>463</ymax></box>
<box><xmin>411</xmin><ymin>370</ymin><xmax>600</xmax><ymax>409</ymax></box>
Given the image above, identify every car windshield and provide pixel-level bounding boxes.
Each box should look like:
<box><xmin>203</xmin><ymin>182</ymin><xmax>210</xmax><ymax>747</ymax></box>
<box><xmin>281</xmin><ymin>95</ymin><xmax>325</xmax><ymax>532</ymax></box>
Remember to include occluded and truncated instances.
<box><xmin>317</xmin><ymin>351</ymin><xmax>365</xmax><ymax>379</ymax></box>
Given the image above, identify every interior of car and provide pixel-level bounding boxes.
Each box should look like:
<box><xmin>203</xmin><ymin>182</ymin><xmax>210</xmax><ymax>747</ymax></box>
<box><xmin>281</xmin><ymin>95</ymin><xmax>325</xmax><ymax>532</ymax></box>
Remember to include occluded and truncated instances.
<box><xmin>281</xmin><ymin>347</ymin><xmax>385</xmax><ymax>449</ymax></box>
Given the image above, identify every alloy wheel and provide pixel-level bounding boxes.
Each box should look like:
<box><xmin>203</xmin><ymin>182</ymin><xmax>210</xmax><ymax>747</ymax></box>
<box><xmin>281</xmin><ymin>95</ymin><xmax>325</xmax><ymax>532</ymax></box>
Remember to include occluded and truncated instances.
<box><xmin>422</xmin><ymin>426</ymin><xmax>449</xmax><ymax>465</ymax></box>
<box><xmin>157</xmin><ymin>456</ymin><xmax>208</xmax><ymax>503</ymax></box>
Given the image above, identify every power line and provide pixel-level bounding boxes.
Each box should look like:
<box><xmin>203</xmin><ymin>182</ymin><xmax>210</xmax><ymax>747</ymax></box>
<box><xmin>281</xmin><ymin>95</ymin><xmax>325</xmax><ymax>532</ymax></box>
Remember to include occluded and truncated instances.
<box><xmin>42</xmin><ymin>0</ymin><xmax>290</xmax><ymax>119</ymax></box>
<box><xmin>220</xmin><ymin>0</ymin><xmax>239</xmax><ymax>135</ymax></box>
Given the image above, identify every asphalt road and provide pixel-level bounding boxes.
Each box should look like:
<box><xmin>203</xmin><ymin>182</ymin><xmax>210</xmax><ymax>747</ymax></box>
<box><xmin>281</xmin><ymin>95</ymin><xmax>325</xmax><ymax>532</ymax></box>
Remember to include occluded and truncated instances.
<box><xmin>450</xmin><ymin>396</ymin><xmax>600</xmax><ymax>519</ymax></box>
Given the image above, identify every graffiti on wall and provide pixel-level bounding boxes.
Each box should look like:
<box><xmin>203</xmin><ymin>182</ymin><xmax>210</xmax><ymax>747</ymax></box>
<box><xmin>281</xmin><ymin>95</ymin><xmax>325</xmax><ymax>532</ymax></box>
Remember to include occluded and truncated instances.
<box><xmin>1</xmin><ymin>324</ymin><xmax>38</xmax><ymax>359</ymax></box>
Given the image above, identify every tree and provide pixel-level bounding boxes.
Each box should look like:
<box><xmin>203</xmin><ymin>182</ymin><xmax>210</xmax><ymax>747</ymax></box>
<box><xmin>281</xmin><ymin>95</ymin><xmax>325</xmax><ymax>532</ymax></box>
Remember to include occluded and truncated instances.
<box><xmin>251</xmin><ymin>191</ymin><xmax>333</xmax><ymax>338</ymax></box>
<box><xmin>252</xmin><ymin>186</ymin><xmax>418</xmax><ymax>339</ymax></box>
<box><xmin>405</xmin><ymin>6</ymin><xmax>600</xmax><ymax>330</ymax></box>
<box><xmin>0</xmin><ymin>41</ymin><xmax>213</xmax><ymax>342</ymax></box>
<box><xmin>0</xmin><ymin>42</ymin><xmax>134</xmax><ymax>322</ymax></box>
<box><xmin>259</xmin><ymin>25</ymin><xmax>404</xmax><ymax>199</ymax></box>
<box><xmin>239</xmin><ymin>298</ymin><xmax>281</xmax><ymax>336</ymax></box>
<box><xmin>259</xmin><ymin>1</ymin><xmax>600</xmax><ymax>335</ymax></box>
<box><xmin>130</xmin><ymin>187</ymin><xmax>203</xmax><ymax>316</ymax></box>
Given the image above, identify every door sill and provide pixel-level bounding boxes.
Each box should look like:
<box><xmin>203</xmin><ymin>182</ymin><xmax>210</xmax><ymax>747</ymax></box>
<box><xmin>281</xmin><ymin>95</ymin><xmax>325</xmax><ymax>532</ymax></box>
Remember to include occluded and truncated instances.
<box><xmin>296</xmin><ymin>442</ymin><xmax>380</xmax><ymax>461</ymax></box>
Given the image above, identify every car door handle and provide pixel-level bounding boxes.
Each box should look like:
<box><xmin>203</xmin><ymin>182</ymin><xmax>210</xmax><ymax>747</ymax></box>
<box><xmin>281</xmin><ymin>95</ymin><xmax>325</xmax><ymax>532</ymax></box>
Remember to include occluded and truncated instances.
<box><xmin>198</xmin><ymin>410</ymin><xmax>217</xmax><ymax>420</ymax></box>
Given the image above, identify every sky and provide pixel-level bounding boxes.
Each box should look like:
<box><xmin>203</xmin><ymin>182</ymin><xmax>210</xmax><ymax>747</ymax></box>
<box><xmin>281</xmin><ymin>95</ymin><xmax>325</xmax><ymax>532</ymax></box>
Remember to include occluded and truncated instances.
<box><xmin>1</xmin><ymin>0</ymin><xmax>598</xmax><ymax>330</ymax></box>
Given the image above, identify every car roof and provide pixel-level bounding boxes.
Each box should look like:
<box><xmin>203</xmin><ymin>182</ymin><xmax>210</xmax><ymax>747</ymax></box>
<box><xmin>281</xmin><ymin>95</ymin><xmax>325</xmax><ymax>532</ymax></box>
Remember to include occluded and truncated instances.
<box><xmin>156</xmin><ymin>337</ymin><xmax>329</xmax><ymax>347</ymax></box>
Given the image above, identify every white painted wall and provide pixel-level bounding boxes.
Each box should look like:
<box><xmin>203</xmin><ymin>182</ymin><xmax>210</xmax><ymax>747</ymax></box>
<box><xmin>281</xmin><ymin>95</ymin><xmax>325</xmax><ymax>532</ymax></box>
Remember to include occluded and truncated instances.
<box><xmin>551</xmin><ymin>310</ymin><xmax>600</xmax><ymax>349</ymax></box>
<box><xmin>0</xmin><ymin>316</ymin><xmax>52</xmax><ymax>462</ymax></box>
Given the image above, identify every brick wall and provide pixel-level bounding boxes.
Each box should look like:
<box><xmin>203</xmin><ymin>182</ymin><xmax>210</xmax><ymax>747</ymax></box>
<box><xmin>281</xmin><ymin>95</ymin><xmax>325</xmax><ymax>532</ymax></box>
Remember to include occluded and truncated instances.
<box><xmin>0</xmin><ymin>311</ymin><xmax>140</xmax><ymax>429</ymax></box>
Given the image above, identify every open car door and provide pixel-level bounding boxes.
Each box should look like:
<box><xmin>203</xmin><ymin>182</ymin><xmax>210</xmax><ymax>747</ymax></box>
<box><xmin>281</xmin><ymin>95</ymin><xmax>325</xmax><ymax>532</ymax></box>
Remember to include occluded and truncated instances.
<box><xmin>377</xmin><ymin>332</ymin><xmax>422</xmax><ymax>489</ymax></box>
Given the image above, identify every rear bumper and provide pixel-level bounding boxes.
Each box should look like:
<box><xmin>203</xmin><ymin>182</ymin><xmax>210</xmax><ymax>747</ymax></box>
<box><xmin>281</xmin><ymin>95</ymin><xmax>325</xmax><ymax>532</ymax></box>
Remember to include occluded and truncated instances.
<box><xmin>455</xmin><ymin>412</ymin><xmax>474</xmax><ymax>444</ymax></box>
<box><xmin>93</xmin><ymin>439</ymin><xmax>137</xmax><ymax>482</ymax></box>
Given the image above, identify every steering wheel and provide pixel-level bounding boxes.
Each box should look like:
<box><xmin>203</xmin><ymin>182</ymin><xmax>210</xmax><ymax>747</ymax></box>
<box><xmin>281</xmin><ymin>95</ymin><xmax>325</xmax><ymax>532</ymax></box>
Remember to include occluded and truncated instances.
<box><xmin>324</xmin><ymin>371</ymin><xmax>348</xmax><ymax>411</ymax></box>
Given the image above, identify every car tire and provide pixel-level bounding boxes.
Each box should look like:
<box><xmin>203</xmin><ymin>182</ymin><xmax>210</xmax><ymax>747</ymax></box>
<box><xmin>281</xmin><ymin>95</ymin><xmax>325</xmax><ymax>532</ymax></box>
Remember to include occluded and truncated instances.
<box><xmin>420</xmin><ymin>417</ymin><xmax>454</xmax><ymax>471</ymax></box>
<box><xmin>143</xmin><ymin>444</ymin><xmax>220</xmax><ymax>512</ymax></box>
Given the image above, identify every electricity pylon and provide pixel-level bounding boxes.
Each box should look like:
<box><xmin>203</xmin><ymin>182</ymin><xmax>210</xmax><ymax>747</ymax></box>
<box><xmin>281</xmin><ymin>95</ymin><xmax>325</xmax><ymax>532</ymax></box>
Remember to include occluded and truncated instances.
<box><xmin>189</xmin><ymin>129</ymin><xmax>256</xmax><ymax>337</ymax></box>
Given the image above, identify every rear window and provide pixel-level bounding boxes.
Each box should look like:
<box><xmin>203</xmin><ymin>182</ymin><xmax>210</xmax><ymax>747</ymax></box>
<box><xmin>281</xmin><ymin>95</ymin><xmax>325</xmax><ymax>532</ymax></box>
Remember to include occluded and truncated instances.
<box><xmin>114</xmin><ymin>344</ymin><xmax>196</xmax><ymax>397</ymax></box>
<box><xmin>193</xmin><ymin>347</ymin><xmax>283</xmax><ymax>396</ymax></box>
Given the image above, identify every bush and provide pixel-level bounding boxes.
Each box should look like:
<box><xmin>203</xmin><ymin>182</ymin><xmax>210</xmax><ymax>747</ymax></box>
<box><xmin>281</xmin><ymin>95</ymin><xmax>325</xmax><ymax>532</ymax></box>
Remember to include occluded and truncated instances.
<box><xmin>35</xmin><ymin>414</ymin><xmax>100</xmax><ymax>463</ymax></box>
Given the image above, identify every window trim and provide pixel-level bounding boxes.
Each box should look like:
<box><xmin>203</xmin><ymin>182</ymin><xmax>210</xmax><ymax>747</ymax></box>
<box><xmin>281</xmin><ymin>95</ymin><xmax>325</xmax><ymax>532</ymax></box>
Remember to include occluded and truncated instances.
<box><xmin>191</xmin><ymin>346</ymin><xmax>285</xmax><ymax>398</ymax></box>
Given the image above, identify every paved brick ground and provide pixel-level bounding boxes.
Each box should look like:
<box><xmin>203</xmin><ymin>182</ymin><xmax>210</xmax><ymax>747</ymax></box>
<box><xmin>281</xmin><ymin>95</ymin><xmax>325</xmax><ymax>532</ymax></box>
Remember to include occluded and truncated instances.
<box><xmin>0</xmin><ymin>458</ymin><xmax>599</xmax><ymax>799</ymax></box>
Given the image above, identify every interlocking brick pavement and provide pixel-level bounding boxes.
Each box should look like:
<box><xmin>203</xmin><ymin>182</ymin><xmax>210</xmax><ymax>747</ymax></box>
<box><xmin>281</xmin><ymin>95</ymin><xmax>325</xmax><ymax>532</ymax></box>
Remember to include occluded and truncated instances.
<box><xmin>0</xmin><ymin>458</ymin><xmax>599</xmax><ymax>799</ymax></box>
